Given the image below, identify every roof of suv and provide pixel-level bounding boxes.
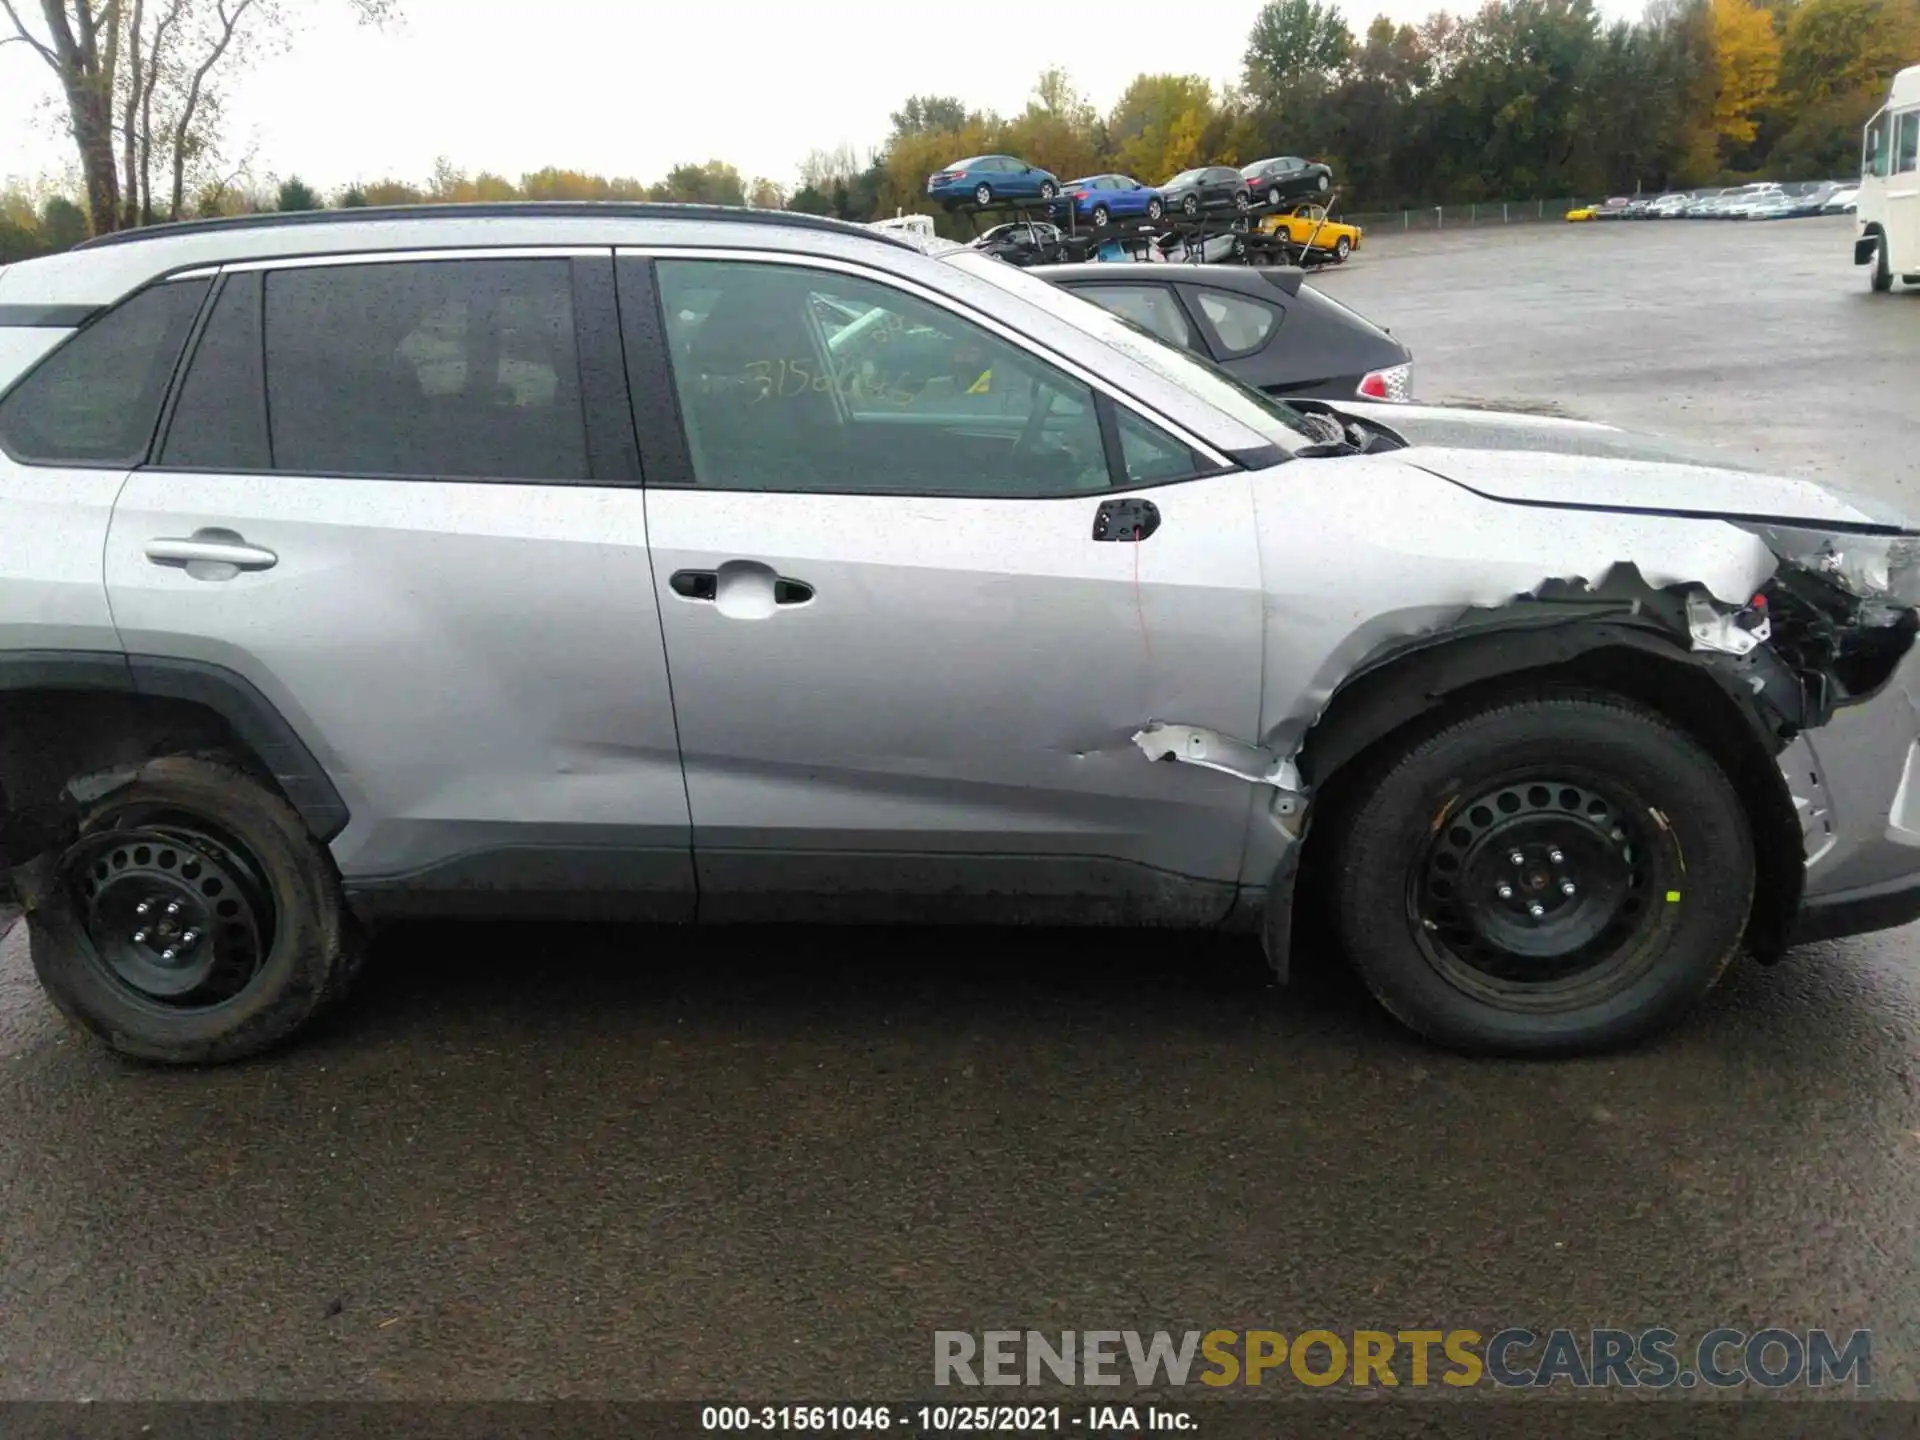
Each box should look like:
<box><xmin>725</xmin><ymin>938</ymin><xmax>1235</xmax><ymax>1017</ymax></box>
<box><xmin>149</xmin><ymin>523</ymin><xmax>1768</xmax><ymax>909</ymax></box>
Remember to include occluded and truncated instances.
<box><xmin>70</xmin><ymin>201</ymin><xmax>904</xmax><ymax>253</ymax></box>
<box><xmin>0</xmin><ymin>202</ymin><xmax>915</xmax><ymax>311</ymax></box>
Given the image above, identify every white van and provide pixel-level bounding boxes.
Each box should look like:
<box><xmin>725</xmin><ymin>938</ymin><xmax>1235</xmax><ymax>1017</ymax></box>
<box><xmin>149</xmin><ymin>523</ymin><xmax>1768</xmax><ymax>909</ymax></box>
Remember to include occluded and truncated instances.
<box><xmin>1858</xmin><ymin>63</ymin><xmax>1920</xmax><ymax>291</ymax></box>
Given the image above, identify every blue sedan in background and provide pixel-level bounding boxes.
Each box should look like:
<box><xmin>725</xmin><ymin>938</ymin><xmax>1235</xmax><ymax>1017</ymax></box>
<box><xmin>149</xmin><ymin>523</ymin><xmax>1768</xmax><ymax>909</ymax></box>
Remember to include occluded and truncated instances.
<box><xmin>1055</xmin><ymin>174</ymin><xmax>1166</xmax><ymax>226</ymax></box>
<box><xmin>926</xmin><ymin>155</ymin><xmax>1060</xmax><ymax>210</ymax></box>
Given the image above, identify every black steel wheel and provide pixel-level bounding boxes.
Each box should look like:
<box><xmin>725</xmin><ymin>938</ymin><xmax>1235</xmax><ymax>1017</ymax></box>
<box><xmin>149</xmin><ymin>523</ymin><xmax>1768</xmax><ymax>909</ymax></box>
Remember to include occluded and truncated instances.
<box><xmin>1331</xmin><ymin>690</ymin><xmax>1754</xmax><ymax>1055</ymax></box>
<box><xmin>27</xmin><ymin>754</ymin><xmax>360</xmax><ymax>1064</ymax></box>
<box><xmin>68</xmin><ymin>813</ymin><xmax>275</xmax><ymax>1009</ymax></box>
<box><xmin>1410</xmin><ymin>777</ymin><xmax>1664</xmax><ymax>1010</ymax></box>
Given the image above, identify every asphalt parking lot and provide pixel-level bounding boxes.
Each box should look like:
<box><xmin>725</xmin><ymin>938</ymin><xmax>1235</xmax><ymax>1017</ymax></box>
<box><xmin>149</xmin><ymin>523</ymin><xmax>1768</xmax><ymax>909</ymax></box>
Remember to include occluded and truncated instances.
<box><xmin>4</xmin><ymin>215</ymin><xmax>1920</xmax><ymax>1402</ymax></box>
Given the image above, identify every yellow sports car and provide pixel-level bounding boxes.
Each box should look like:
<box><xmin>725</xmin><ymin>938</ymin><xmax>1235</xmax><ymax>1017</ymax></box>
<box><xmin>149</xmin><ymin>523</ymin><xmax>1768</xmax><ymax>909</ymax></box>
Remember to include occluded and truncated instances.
<box><xmin>1565</xmin><ymin>205</ymin><xmax>1597</xmax><ymax>221</ymax></box>
<box><xmin>1256</xmin><ymin>204</ymin><xmax>1363</xmax><ymax>262</ymax></box>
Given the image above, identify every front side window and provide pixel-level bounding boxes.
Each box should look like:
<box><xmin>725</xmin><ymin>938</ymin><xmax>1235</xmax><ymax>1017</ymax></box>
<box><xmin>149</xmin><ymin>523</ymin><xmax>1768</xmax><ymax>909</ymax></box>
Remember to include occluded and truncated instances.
<box><xmin>655</xmin><ymin>259</ymin><xmax>1113</xmax><ymax>497</ymax></box>
<box><xmin>0</xmin><ymin>278</ymin><xmax>207</xmax><ymax>466</ymax></box>
<box><xmin>1192</xmin><ymin>288</ymin><xmax>1280</xmax><ymax>356</ymax></box>
<box><xmin>1076</xmin><ymin>285</ymin><xmax>1198</xmax><ymax>352</ymax></box>
<box><xmin>1897</xmin><ymin>111</ymin><xmax>1920</xmax><ymax>174</ymax></box>
<box><xmin>259</xmin><ymin>258</ymin><xmax>587</xmax><ymax>481</ymax></box>
<box><xmin>1866</xmin><ymin>111</ymin><xmax>1891</xmax><ymax>178</ymax></box>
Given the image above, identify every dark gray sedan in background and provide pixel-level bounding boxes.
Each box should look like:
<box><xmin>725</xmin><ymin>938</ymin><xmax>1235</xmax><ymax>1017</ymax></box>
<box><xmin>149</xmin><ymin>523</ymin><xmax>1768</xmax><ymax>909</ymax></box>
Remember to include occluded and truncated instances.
<box><xmin>1037</xmin><ymin>262</ymin><xmax>1413</xmax><ymax>400</ymax></box>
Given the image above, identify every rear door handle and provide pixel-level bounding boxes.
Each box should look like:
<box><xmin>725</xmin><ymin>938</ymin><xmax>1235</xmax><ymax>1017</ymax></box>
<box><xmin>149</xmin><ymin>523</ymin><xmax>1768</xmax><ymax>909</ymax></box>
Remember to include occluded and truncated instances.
<box><xmin>144</xmin><ymin>529</ymin><xmax>278</xmax><ymax>576</ymax></box>
<box><xmin>670</xmin><ymin>568</ymin><xmax>814</xmax><ymax>606</ymax></box>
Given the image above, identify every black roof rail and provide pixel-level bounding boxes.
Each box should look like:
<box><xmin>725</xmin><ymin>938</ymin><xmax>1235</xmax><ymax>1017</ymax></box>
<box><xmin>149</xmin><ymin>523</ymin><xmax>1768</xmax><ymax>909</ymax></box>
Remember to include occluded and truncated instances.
<box><xmin>72</xmin><ymin>201</ymin><xmax>913</xmax><ymax>252</ymax></box>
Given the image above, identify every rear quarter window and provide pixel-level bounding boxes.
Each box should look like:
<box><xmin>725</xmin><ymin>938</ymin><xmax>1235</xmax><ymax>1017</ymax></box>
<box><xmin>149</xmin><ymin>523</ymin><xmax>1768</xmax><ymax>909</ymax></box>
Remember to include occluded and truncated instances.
<box><xmin>0</xmin><ymin>279</ymin><xmax>208</xmax><ymax>466</ymax></box>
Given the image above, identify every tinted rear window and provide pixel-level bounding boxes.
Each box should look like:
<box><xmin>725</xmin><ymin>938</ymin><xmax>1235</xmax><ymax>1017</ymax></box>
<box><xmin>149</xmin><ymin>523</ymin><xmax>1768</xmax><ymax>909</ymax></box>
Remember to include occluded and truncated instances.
<box><xmin>262</xmin><ymin>259</ymin><xmax>589</xmax><ymax>481</ymax></box>
<box><xmin>0</xmin><ymin>279</ymin><xmax>207</xmax><ymax>466</ymax></box>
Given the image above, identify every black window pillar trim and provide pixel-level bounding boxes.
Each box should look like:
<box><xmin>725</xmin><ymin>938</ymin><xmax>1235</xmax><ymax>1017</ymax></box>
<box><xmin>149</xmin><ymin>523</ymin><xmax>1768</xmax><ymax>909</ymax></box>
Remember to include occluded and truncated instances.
<box><xmin>570</xmin><ymin>253</ymin><xmax>646</xmax><ymax>488</ymax></box>
<box><xmin>613</xmin><ymin>254</ymin><xmax>700</xmax><ymax>489</ymax></box>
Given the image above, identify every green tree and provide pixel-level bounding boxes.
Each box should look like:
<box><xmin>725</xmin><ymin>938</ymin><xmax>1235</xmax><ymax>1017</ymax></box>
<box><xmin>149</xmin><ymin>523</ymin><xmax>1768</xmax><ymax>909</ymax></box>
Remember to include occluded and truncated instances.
<box><xmin>276</xmin><ymin>175</ymin><xmax>318</xmax><ymax>212</ymax></box>
<box><xmin>1245</xmin><ymin>0</ymin><xmax>1354</xmax><ymax>92</ymax></box>
<box><xmin>1106</xmin><ymin>74</ymin><xmax>1221</xmax><ymax>183</ymax></box>
<box><xmin>337</xmin><ymin>184</ymin><xmax>368</xmax><ymax>208</ymax></box>
<box><xmin>649</xmin><ymin>160</ymin><xmax>748</xmax><ymax>205</ymax></box>
<box><xmin>889</xmin><ymin>96</ymin><xmax>971</xmax><ymax>139</ymax></box>
<box><xmin>40</xmin><ymin>196</ymin><xmax>89</xmax><ymax>250</ymax></box>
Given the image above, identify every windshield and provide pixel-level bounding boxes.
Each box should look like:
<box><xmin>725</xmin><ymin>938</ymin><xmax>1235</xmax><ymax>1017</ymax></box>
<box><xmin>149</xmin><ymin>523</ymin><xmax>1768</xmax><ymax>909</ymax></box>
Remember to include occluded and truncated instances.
<box><xmin>1165</xmin><ymin>170</ymin><xmax>1204</xmax><ymax>185</ymax></box>
<box><xmin>943</xmin><ymin>251</ymin><xmax>1317</xmax><ymax>451</ymax></box>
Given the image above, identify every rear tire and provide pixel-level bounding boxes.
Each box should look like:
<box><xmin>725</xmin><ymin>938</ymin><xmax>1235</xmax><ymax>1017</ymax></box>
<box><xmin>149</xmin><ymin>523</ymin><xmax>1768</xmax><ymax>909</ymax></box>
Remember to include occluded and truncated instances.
<box><xmin>1330</xmin><ymin>690</ymin><xmax>1752</xmax><ymax>1056</ymax></box>
<box><xmin>1182</xmin><ymin>194</ymin><xmax>1199</xmax><ymax>216</ymax></box>
<box><xmin>974</xmin><ymin>183</ymin><xmax>993</xmax><ymax>208</ymax></box>
<box><xmin>28</xmin><ymin>754</ymin><xmax>360</xmax><ymax>1064</ymax></box>
<box><xmin>1091</xmin><ymin>204</ymin><xmax>1111</xmax><ymax>227</ymax></box>
<box><xmin>1267</xmin><ymin>186</ymin><xmax>1283</xmax><ymax>207</ymax></box>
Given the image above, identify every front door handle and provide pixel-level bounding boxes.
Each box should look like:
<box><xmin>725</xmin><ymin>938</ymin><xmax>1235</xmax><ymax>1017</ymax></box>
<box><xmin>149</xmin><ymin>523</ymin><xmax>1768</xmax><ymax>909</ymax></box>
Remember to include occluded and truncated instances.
<box><xmin>670</xmin><ymin>569</ymin><xmax>718</xmax><ymax>601</ymax></box>
<box><xmin>144</xmin><ymin>528</ymin><xmax>278</xmax><ymax>578</ymax></box>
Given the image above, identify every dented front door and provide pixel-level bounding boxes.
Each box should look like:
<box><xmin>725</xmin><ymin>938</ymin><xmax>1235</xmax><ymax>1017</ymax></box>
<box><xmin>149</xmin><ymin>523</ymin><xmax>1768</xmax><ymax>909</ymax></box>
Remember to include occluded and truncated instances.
<box><xmin>621</xmin><ymin>254</ymin><xmax>1266</xmax><ymax>923</ymax></box>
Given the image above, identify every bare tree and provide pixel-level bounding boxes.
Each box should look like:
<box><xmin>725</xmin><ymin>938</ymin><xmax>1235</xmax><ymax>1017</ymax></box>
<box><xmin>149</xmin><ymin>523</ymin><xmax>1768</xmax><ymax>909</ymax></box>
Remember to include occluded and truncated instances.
<box><xmin>3</xmin><ymin>0</ymin><xmax>124</xmax><ymax>229</ymax></box>
<box><xmin>5</xmin><ymin>0</ymin><xmax>400</xmax><ymax>234</ymax></box>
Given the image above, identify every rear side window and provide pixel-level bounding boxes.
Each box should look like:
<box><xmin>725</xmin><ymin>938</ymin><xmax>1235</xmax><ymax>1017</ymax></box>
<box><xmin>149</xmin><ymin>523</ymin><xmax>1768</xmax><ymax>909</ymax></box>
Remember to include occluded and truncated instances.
<box><xmin>262</xmin><ymin>258</ymin><xmax>588</xmax><ymax>481</ymax></box>
<box><xmin>1191</xmin><ymin>288</ymin><xmax>1280</xmax><ymax>356</ymax></box>
<box><xmin>0</xmin><ymin>279</ymin><xmax>207</xmax><ymax>466</ymax></box>
<box><xmin>1078</xmin><ymin>285</ymin><xmax>1198</xmax><ymax>352</ymax></box>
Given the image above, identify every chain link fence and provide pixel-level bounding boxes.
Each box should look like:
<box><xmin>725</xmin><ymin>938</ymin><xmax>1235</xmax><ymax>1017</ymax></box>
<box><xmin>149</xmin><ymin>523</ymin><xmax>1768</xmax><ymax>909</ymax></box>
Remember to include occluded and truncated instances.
<box><xmin>1342</xmin><ymin>199</ymin><xmax>1582</xmax><ymax>232</ymax></box>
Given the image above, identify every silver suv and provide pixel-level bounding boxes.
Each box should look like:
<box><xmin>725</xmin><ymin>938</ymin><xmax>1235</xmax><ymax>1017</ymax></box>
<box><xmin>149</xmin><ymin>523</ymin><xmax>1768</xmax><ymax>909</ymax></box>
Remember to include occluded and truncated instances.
<box><xmin>4</xmin><ymin>203</ymin><xmax>1920</xmax><ymax>1063</ymax></box>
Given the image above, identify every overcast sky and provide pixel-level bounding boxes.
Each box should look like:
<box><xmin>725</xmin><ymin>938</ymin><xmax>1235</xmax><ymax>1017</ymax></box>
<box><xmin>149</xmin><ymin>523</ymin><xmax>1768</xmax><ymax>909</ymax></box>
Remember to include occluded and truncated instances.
<box><xmin>1</xmin><ymin>0</ymin><xmax>1638</xmax><ymax>197</ymax></box>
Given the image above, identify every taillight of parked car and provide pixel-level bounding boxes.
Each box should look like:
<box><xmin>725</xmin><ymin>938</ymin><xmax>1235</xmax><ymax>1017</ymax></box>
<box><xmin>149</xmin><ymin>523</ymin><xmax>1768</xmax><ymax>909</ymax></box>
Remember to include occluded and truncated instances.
<box><xmin>1358</xmin><ymin>362</ymin><xmax>1412</xmax><ymax>400</ymax></box>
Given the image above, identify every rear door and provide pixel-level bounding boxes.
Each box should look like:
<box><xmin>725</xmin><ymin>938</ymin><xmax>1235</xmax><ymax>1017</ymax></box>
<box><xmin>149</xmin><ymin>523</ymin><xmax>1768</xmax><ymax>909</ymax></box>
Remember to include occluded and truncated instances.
<box><xmin>103</xmin><ymin>250</ymin><xmax>694</xmax><ymax>918</ymax></box>
<box><xmin>617</xmin><ymin>251</ymin><xmax>1266</xmax><ymax>924</ymax></box>
<box><xmin>0</xmin><ymin>279</ymin><xmax>208</xmax><ymax>659</ymax></box>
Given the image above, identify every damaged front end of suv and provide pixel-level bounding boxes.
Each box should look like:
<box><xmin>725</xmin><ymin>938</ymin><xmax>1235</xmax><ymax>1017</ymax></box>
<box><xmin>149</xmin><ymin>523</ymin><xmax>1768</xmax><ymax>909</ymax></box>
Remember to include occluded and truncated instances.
<box><xmin>1139</xmin><ymin>434</ymin><xmax>1920</xmax><ymax>1012</ymax></box>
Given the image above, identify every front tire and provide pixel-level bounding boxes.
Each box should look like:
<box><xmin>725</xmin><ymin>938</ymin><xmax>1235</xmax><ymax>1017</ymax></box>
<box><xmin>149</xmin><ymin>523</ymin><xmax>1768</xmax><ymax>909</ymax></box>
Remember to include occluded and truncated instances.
<box><xmin>1330</xmin><ymin>690</ymin><xmax>1752</xmax><ymax>1056</ymax></box>
<box><xmin>1317</xmin><ymin>173</ymin><xmax>1330</xmax><ymax>193</ymax></box>
<box><xmin>28</xmin><ymin>754</ymin><xmax>360</xmax><ymax>1064</ymax></box>
<box><xmin>1039</xmin><ymin>181</ymin><xmax>1058</xmax><ymax>201</ymax></box>
<box><xmin>1146</xmin><ymin>198</ymin><xmax>1164</xmax><ymax>220</ymax></box>
<box><xmin>1334</xmin><ymin>235</ymin><xmax>1352</xmax><ymax>261</ymax></box>
<box><xmin>1870</xmin><ymin>232</ymin><xmax>1893</xmax><ymax>292</ymax></box>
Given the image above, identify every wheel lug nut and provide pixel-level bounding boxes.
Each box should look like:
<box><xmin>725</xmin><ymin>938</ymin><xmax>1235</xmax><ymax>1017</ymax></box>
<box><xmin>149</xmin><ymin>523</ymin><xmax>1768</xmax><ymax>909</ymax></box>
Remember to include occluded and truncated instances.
<box><xmin>1560</xmin><ymin>881</ymin><xmax>1576</xmax><ymax>896</ymax></box>
<box><xmin>161</xmin><ymin>947</ymin><xmax>177</xmax><ymax>962</ymax></box>
<box><xmin>1509</xmin><ymin>850</ymin><xmax>1525</xmax><ymax>866</ymax></box>
<box><xmin>135</xmin><ymin>900</ymin><xmax>152</xmax><ymax>917</ymax></box>
<box><xmin>180</xmin><ymin>930</ymin><xmax>199</xmax><ymax>946</ymax></box>
<box><xmin>1548</xmin><ymin>848</ymin><xmax>1565</xmax><ymax>864</ymax></box>
<box><xmin>132</xmin><ymin>929</ymin><xmax>148</xmax><ymax>945</ymax></box>
<box><xmin>165</xmin><ymin>901</ymin><xmax>182</xmax><ymax>917</ymax></box>
<box><xmin>1496</xmin><ymin>883</ymin><xmax>1514</xmax><ymax>900</ymax></box>
<box><xmin>1527</xmin><ymin>902</ymin><xmax>1546</xmax><ymax>918</ymax></box>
